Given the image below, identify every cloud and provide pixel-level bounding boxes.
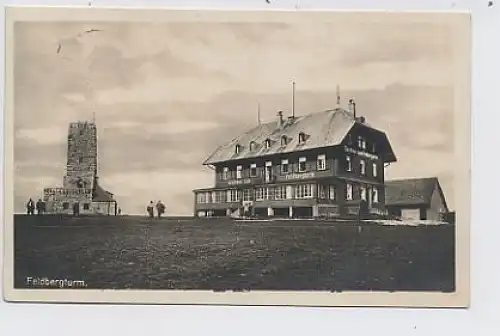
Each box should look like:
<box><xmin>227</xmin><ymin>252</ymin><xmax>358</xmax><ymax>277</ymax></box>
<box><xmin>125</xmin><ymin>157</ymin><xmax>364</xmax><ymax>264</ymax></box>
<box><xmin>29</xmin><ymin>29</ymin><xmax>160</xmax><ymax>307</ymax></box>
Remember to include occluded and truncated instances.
<box><xmin>12</xmin><ymin>18</ymin><xmax>463</xmax><ymax>214</ymax></box>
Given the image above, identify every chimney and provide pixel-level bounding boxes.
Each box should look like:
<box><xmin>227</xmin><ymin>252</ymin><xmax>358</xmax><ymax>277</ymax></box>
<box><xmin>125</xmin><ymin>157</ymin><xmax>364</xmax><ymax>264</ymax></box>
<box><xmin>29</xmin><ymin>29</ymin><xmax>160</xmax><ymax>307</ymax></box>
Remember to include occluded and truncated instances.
<box><xmin>348</xmin><ymin>98</ymin><xmax>357</xmax><ymax>119</ymax></box>
<box><xmin>277</xmin><ymin>111</ymin><xmax>284</xmax><ymax>129</ymax></box>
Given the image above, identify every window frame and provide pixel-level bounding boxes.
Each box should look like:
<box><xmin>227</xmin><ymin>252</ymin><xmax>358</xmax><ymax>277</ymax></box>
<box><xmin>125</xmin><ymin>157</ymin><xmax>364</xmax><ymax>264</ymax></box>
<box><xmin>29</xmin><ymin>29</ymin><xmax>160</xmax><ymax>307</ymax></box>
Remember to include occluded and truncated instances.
<box><xmin>298</xmin><ymin>156</ymin><xmax>307</xmax><ymax>172</ymax></box>
<box><xmin>317</xmin><ymin>154</ymin><xmax>326</xmax><ymax>171</ymax></box>
<box><xmin>346</xmin><ymin>183</ymin><xmax>353</xmax><ymax>201</ymax></box>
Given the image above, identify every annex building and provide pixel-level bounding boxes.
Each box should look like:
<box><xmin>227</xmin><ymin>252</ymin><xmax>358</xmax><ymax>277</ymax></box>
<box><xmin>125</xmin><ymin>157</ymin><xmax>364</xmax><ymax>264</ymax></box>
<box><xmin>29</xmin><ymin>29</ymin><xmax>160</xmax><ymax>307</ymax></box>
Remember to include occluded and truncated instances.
<box><xmin>42</xmin><ymin>121</ymin><xmax>118</xmax><ymax>215</ymax></box>
<box><xmin>384</xmin><ymin>177</ymin><xmax>450</xmax><ymax>221</ymax></box>
<box><xmin>193</xmin><ymin>98</ymin><xmax>397</xmax><ymax>218</ymax></box>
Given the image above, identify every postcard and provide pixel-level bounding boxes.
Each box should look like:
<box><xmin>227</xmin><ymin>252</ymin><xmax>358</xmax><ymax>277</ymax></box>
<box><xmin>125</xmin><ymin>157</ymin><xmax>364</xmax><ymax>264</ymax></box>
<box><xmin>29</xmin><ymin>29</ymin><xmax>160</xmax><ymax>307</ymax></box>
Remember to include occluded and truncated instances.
<box><xmin>3</xmin><ymin>6</ymin><xmax>471</xmax><ymax>307</ymax></box>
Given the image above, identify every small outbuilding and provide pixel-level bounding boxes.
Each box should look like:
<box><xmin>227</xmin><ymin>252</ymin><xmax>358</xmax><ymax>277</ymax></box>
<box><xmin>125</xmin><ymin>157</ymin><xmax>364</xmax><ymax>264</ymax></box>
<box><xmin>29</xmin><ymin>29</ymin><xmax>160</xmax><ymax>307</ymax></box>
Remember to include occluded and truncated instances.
<box><xmin>385</xmin><ymin>177</ymin><xmax>449</xmax><ymax>221</ymax></box>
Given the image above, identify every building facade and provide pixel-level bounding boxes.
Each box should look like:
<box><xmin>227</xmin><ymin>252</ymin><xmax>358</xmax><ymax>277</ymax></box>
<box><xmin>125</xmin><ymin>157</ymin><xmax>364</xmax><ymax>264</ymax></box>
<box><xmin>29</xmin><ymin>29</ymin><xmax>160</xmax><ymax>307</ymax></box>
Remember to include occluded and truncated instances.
<box><xmin>42</xmin><ymin>121</ymin><xmax>117</xmax><ymax>215</ymax></box>
<box><xmin>385</xmin><ymin>177</ymin><xmax>449</xmax><ymax>221</ymax></box>
<box><xmin>193</xmin><ymin>103</ymin><xmax>397</xmax><ymax>218</ymax></box>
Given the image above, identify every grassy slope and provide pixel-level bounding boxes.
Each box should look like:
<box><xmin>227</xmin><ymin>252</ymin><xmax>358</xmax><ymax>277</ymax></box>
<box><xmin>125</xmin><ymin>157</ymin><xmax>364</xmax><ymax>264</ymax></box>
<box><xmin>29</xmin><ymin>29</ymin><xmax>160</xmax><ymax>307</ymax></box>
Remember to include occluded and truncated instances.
<box><xmin>14</xmin><ymin>215</ymin><xmax>455</xmax><ymax>291</ymax></box>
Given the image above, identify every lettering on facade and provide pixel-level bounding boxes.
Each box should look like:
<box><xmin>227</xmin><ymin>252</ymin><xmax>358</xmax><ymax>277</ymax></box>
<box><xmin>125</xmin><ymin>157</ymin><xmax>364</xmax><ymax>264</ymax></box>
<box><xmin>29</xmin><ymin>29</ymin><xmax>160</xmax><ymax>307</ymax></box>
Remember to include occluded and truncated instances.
<box><xmin>227</xmin><ymin>178</ymin><xmax>251</xmax><ymax>186</ymax></box>
<box><xmin>284</xmin><ymin>172</ymin><xmax>316</xmax><ymax>181</ymax></box>
<box><xmin>44</xmin><ymin>188</ymin><xmax>92</xmax><ymax>196</ymax></box>
<box><xmin>344</xmin><ymin>146</ymin><xmax>379</xmax><ymax>160</ymax></box>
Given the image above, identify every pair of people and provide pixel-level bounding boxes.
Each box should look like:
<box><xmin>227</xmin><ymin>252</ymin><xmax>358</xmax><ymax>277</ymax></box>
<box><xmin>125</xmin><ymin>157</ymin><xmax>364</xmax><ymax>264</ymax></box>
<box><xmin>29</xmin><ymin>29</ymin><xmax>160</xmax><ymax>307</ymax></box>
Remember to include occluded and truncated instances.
<box><xmin>147</xmin><ymin>200</ymin><xmax>166</xmax><ymax>219</ymax></box>
<box><xmin>26</xmin><ymin>198</ymin><xmax>46</xmax><ymax>215</ymax></box>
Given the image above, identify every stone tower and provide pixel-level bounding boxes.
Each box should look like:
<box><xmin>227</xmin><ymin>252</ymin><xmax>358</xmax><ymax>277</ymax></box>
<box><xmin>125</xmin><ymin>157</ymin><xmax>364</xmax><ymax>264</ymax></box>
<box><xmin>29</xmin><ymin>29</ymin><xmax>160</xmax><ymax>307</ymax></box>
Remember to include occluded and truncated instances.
<box><xmin>63</xmin><ymin>121</ymin><xmax>98</xmax><ymax>190</ymax></box>
<box><xmin>42</xmin><ymin>120</ymin><xmax>117</xmax><ymax>215</ymax></box>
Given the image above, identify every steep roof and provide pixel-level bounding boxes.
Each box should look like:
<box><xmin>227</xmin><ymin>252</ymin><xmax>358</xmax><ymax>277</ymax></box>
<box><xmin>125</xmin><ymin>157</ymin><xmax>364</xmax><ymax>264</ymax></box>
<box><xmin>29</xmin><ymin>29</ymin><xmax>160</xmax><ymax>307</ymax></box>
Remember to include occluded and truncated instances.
<box><xmin>203</xmin><ymin>108</ymin><xmax>396</xmax><ymax>165</ymax></box>
<box><xmin>385</xmin><ymin>177</ymin><xmax>448</xmax><ymax>209</ymax></box>
<box><xmin>92</xmin><ymin>179</ymin><xmax>115</xmax><ymax>203</ymax></box>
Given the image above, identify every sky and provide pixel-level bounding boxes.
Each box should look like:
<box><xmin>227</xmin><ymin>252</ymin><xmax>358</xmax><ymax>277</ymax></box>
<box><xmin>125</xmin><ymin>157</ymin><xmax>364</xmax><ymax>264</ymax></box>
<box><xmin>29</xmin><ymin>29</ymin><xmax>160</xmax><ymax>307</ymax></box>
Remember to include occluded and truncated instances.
<box><xmin>13</xmin><ymin>13</ymin><xmax>465</xmax><ymax>215</ymax></box>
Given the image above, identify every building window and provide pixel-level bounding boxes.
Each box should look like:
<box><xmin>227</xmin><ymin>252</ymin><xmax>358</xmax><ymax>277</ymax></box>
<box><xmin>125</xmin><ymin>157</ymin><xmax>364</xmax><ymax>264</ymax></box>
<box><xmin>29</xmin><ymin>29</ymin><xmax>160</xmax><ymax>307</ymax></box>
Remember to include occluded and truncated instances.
<box><xmin>317</xmin><ymin>154</ymin><xmax>326</xmax><ymax>171</ymax></box>
<box><xmin>318</xmin><ymin>184</ymin><xmax>326</xmax><ymax>199</ymax></box>
<box><xmin>281</xmin><ymin>135</ymin><xmax>288</xmax><ymax>146</ymax></box>
<box><xmin>298</xmin><ymin>157</ymin><xmax>307</xmax><ymax>172</ymax></box>
<box><xmin>229</xmin><ymin>189</ymin><xmax>239</xmax><ymax>202</ymax></box>
<box><xmin>62</xmin><ymin>202</ymin><xmax>69</xmax><ymax>210</ymax></box>
<box><xmin>295</xmin><ymin>184</ymin><xmax>313</xmax><ymax>199</ymax></box>
<box><xmin>264</xmin><ymin>187</ymin><xmax>274</xmax><ymax>200</ymax></box>
<box><xmin>255</xmin><ymin>188</ymin><xmax>264</xmax><ymax>201</ymax></box>
<box><xmin>265</xmin><ymin>138</ymin><xmax>271</xmax><ymax>149</ymax></box>
<box><xmin>265</xmin><ymin>161</ymin><xmax>273</xmax><ymax>182</ymax></box>
<box><xmin>360</xmin><ymin>160</ymin><xmax>366</xmax><ymax>175</ymax></box>
<box><xmin>281</xmin><ymin>159</ymin><xmax>289</xmax><ymax>174</ymax></box>
<box><xmin>345</xmin><ymin>156</ymin><xmax>352</xmax><ymax>172</ymax></box>
<box><xmin>236</xmin><ymin>165</ymin><xmax>242</xmax><ymax>179</ymax></box>
<box><xmin>250</xmin><ymin>163</ymin><xmax>257</xmax><ymax>177</ymax></box>
<box><xmin>346</xmin><ymin>134</ymin><xmax>353</xmax><ymax>145</ymax></box>
<box><xmin>298</xmin><ymin>132</ymin><xmax>306</xmax><ymax>144</ymax></box>
<box><xmin>358</xmin><ymin>136</ymin><xmax>366</xmax><ymax>150</ymax></box>
<box><xmin>222</xmin><ymin>167</ymin><xmax>229</xmax><ymax>180</ymax></box>
<box><xmin>372</xmin><ymin>143</ymin><xmax>376</xmax><ymax>153</ymax></box>
<box><xmin>249</xmin><ymin>141</ymin><xmax>256</xmax><ymax>151</ymax></box>
<box><xmin>243</xmin><ymin>189</ymin><xmax>253</xmax><ymax>202</ymax></box>
<box><xmin>275</xmin><ymin>185</ymin><xmax>287</xmax><ymax>200</ymax></box>
<box><xmin>346</xmin><ymin>183</ymin><xmax>353</xmax><ymax>201</ymax></box>
<box><xmin>373</xmin><ymin>187</ymin><xmax>379</xmax><ymax>203</ymax></box>
<box><xmin>360</xmin><ymin>186</ymin><xmax>367</xmax><ymax>201</ymax></box>
<box><xmin>329</xmin><ymin>185</ymin><xmax>336</xmax><ymax>200</ymax></box>
<box><xmin>235</xmin><ymin>144</ymin><xmax>241</xmax><ymax>154</ymax></box>
<box><xmin>372</xmin><ymin>162</ymin><xmax>378</xmax><ymax>177</ymax></box>
<box><xmin>214</xmin><ymin>191</ymin><xmax>226</xmax><ymax>203</ymax></box>
<box><xmin>197</xmin><ymin>193</ymin><xmax>206</xmax><ymax>204</ymax></box>
<box><xmin>83</xmin><ymin>203</ymin><xmax>90</xmax><ymax>210</ymax></box>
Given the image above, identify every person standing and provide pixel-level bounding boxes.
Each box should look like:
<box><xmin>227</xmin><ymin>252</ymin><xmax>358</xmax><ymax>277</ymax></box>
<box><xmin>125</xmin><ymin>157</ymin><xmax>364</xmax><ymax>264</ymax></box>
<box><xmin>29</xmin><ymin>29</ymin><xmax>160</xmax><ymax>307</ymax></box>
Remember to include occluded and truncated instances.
<box><xmin>156</xmin><ymin>200</ymin><xmax>165</xmax><ymax>219</ymax></box>
<box><xmin>26</xmin><ymin>198</ymin><xmax>35</xmax><ymax>215</ymax></box>
<box><xmin>73</xmin><ymin>202</ymin><xmax>80</xmax><ymax>216</ymax></box>
<box><xmin>147</xmin><ymin>201</ymin><xmax>154</xmax><ymax>218</ymax></box>
<box><xmin>36</xmin><ymin>199</ymin><xmax>44</xmax><ymax>215</ymax></box>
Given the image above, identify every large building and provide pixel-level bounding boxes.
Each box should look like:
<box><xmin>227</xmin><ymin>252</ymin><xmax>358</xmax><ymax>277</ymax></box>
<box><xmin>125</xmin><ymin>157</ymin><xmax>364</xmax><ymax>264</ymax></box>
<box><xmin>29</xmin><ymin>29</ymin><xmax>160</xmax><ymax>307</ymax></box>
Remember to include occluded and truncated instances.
<box><xmin>42</xmin><ymin>121</ymin><xmax>118</xmax><ymax>215</ymax></box>
<box><xmin>385</xmin><ymin>177</ymin><xmax>449</xmax><ymax>221</ymax></box>
<box><xmin>193</xmin><ymin>99</ymin><xmax>397</xmax><ymax>218</ymax></box>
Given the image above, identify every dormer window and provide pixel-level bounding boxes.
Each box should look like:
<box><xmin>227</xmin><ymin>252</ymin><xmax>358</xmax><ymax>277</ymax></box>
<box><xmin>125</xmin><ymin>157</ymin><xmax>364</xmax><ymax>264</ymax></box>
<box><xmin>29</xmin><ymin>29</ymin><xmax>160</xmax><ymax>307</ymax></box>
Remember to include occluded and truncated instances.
<box><xmin>281</xmin><ymin>135</ymin><xmax>288</xmax><ymax>146</ymax></box>
<box><xmin>298</xmin><ymin>132</ymin><xmax>306</xmax><ymax>144</ymax></box>
<box><xmin>264</xmin><ymin>138</ymin><xmax>271</xmax><ymax>149</ymax></box>
<box><xmin>235</xmin><ymin>144</ymin><xmax>241</xmax><ymax>154</ymax></box>
<box><xmin>249</xmin><ymin>141</ymin><xmax>256</xmax><ymax>151</ymax></box>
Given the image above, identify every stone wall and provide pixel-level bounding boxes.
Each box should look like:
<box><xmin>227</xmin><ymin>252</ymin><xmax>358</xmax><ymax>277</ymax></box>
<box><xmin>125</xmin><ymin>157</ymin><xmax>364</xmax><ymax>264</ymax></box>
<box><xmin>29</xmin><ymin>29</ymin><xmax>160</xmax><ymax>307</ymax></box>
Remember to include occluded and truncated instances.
<box><xmin>64</xmin><ymin>122</ymin><xmax>97</xmax><ymax>189</ymax></box>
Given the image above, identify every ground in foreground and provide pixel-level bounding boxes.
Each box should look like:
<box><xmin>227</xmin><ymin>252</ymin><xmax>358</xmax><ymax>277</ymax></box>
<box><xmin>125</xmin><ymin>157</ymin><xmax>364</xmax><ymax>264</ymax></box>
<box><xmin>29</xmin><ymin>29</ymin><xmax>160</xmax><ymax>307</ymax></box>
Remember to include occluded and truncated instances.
<box><xmin>14</xmin><ymin>215</ymin><xmax>455</xmax><ymax>291</ymax></box>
